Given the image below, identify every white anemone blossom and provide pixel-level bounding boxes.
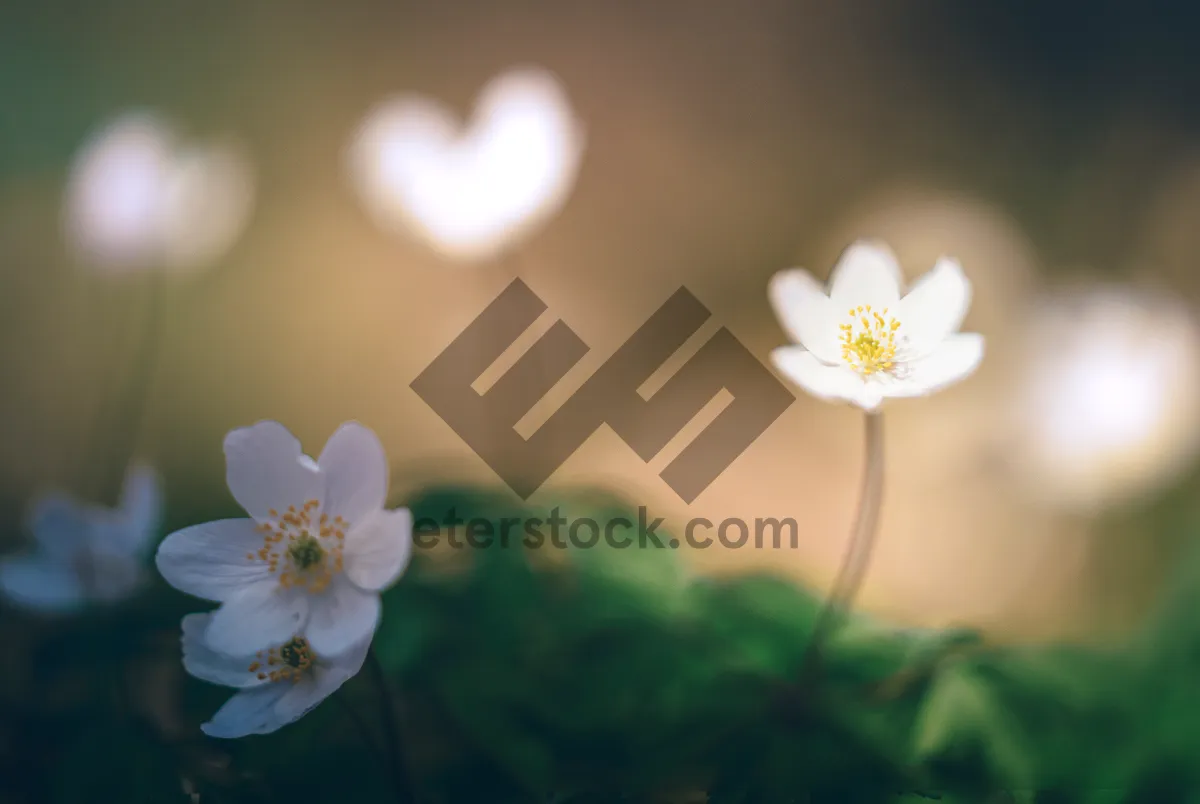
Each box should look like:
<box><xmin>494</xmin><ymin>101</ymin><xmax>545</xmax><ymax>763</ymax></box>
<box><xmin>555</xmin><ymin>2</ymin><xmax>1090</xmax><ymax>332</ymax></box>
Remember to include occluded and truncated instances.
<box><xmin>181</xmin><ymin>611</ymin><xmax>369</xmax><ymax>737</ymax></box>
<box><xmin>769</xmin><ymin>240</ymin><xmax>985</xmax><ymax>411</ymax></box>
<box><xmin>156</xmin><ymin>421</ymin><xmax>412</xmax><ymax>658</ymax></box>
<box><xmin>0</xmin><ymin>465</ymin><xmax>162</xmax><ymax>612</ymax></box>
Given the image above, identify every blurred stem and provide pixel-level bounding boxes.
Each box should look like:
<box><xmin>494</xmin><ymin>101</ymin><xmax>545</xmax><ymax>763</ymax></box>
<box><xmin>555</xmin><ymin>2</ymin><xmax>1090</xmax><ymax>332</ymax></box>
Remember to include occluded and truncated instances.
<box><xmin>367</xmin><ymin>647</ymin><xmax>418</xmax><ymax>804</ymax></box>
<box><xmin>96</xmin><ymin>270</ymin><xmax>168</xmax><ymax>503</ymax></box>
<box><xmin>797</xmin><ymin>410</ymin><xmax>885</xmax><ymax>684</ymax></box>
<box><xmin>333</xmin><ymin>691</ymin><xmax>391</xmax><ymax>773</ymax></box>
<box><xmin>77</xmin><ymin>289</ymin><xmax>137</xmax><ymax>497</ymax></box>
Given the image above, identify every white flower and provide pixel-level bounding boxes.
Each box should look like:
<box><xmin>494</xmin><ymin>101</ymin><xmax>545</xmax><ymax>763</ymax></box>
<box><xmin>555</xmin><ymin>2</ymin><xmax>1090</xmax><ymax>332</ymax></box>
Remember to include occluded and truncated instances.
<box><xmin>769</xmin><ymin>240</ymin><xmax>985</xmax><ymax>411</ymax></box>
<box><xmin>180</xmin><ymin>611</ymin><xmax>369</xmax><ymax>738</ymax></box>
<box><xmin>64</xmin><ymin>111</ymin><xmax>255</xmax><ymax>275</ymax></box>
<box><xmin>155</xmin><ymin>421</ymin><xmax>412</xmax><ymax>658</ymax></box>
<box><xmin>0</xmin><ymin>464</ymin><xmax>162</xmax><ymax>612</ymax></box>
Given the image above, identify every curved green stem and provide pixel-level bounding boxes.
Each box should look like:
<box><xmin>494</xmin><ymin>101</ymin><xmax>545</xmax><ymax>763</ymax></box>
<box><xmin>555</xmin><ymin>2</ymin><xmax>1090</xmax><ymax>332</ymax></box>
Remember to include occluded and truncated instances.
<box><xmin>797</xmin><ymin>410</ymin><xmax>886</xmax><ymax>684</ymax></box>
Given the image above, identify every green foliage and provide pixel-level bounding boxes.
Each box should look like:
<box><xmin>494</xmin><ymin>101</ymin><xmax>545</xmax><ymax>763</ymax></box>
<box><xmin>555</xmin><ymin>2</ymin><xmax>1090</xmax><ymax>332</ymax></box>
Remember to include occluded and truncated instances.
<box><xmin>6</xmin><ymin>483</ymin><xmax>1200</xmax><ymax>803</ymax></box>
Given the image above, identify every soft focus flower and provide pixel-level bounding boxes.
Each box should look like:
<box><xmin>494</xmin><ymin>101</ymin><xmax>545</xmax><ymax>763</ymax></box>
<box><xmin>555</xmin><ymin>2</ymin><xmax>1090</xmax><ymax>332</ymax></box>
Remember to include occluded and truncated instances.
<box><xmin>156</xmin><ymin>421</ymin><xmax>412</xmax><ymax>657</ymax></box>
<box><xmin>0</xmin><ymin>464</ymin><xmax>162</xmax><ymax>612</ymax></box>
<box><xmin>180</xmin><ymin>611</ymin><xmax>369</xmax><ymax>738</ymax></box>
<box><xmin>64</xmin><ymin>110</ymin><xmax>255</xmax><ymax>274</ymax></box>
<box><xmin>769</xmin><ymin>240</ymin><xmax>984</xmax><ymax>411</ymax></box>
<box><xmin>1009</xmin><ymin>284</ymin><xmax>1200</xmax><ymax>511</ymax></box>
<box><xmin>346</xmin><ymin>66</ymin><xmax>585</xmax><ymax>262</ymax></box>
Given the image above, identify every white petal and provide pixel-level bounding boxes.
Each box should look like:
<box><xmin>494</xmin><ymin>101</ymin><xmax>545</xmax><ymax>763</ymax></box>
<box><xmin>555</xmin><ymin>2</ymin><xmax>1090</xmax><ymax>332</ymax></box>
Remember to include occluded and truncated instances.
<box><xmin>767</xmin><ymin>269</ymin><xmax>841</xmax><ymax>362</ymax></box>
<box><xmin>201</xmin><ymin>684</ymin><xmax>291</xmax><ymax>738</ymax></box>
<box><xmin>771</xmin><ymin>346</ymin><xmax>883</xmax><ymax>411</ymax></box>
<box><xmin>224</xmin><ymin>421</ymin><xmax>323</xmax><ymax>521</ymax></box>
<box><xmin>117</xmin><ymin>464</ymin><xmax>163</xmax><ymax>554</ymax></box>
<box><xmin>0</xmin><ymin>554</ymin><xmax>85</xmax><ymax>612</ymax></box>
<box><xmin>886</xmin><ymin>334</ymin><xmax>985</xmax><ymax>399</ymax></box>
<box><xmin>895</xmin><ymin>257</ymin><xmax>972</xmax><ymax>358</ymax></box>
<box><xmin>205</xmin><ymin>582</ymin><xmax>309</xmax><ymax>656</ymax></box>
<box><xmin>155</xmin><ymin>519</ymin><xmax>273</xmax><ymax>602</ymax></box>
<box><xmin>274</xmin><ymin>662</ymin><xmax>359</xmax><ymax>726</ymax></box>
<box><xmin>828</xmin><ymin>240</ymin><xmax>904</xmax><ymax>311</ymax></box>
<box><xmin>343</xmin><ymin>508</ymin><xmax>412</xmax><ymax>591</ymax></box>
<box><xmin>26</xmin><ymin>493</ymin><xmax>90</xmax><ymax>561</ymax></box>
<box><xmin>82</xmin><ymin>551</ymin><xmax>145</xmax><ymax>602</ymax></box>
<box><xmin>87</xmin><ymin>520</ymin><xmax>141</xmax><ymax>566</ymax></box>
<box><xmin>322</xmin><ymin>630</ymin><xmax>373</xmax><ymax>677</ymax></box>
<box><xmin>317</xmin><ymin>422</ymin><xmax>389</xmax><ymax>525</ymax></box>
<box><xmin>304</xmin><ymin>579</ymin><xmax>380</xmax><ymax>658</ymax></box>
<box><xmin>181</xmin><ymin>612</ymin><xmax>268</xmax><ymax>689</ymax></box>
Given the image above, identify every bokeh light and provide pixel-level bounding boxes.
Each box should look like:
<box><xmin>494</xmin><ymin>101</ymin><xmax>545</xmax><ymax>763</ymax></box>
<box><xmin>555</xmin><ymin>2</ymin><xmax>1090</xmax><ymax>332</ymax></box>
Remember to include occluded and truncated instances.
<box><xmin>346</xmin><ymin>66</ymin><xmax>584</xmax><ymax>262</ymax></box>
<box><xmin>64</xmin><ymin>111</ymin><xmax>255</xmax><ymax>275</ymax></box>
<box><xmin>1009</xmin><ymin>283</ymin><xmax>1200</xmax><ymax>512</ymax></box>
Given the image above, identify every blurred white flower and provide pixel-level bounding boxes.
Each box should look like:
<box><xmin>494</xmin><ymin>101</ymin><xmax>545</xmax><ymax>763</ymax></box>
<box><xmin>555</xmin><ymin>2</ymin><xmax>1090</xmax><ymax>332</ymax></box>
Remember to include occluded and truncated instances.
<box><xmin>1010</xmin><ymin>284</ymin><xmax>1200</xmax><ymax>510</ymax></box>
<box><xmin>156</xmin><ymin>421</ymin><xmax>412</xmax><ymax>658</ymax></box>
<box><xmin>180</xmin><ymin>611</ymin><xmax>369</xmax><ymax>738</ymax></box>
<box><xmin>769</xmin><ymin>240</ymin><xmax>984</xmax><ymax>411</ymax></box>
<box><xmin>0</xmin><ymin>464</ymin><xmax>162</xmax><ymax>612</ymax></box>
<box><xmin>64</xmin><ymin>111</ymin><xmax>255</xmax><ymax>274</ymax></box>
<box><xmin>346</xmin><ymin>66</ymin><xmax>585</xmax><ymax>262</ymax></box>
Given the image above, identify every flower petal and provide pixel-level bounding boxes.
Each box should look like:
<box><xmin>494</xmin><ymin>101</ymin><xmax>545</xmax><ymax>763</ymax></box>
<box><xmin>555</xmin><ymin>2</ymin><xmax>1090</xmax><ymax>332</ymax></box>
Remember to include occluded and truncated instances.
<box><xmin>181</xmin><ymin>612</ymin><xmax>269</xmax><ymax>689</ymax></box>
<box><xmin>274</xmin><ymin>659</ymin><xmax>363</xmax><ymax>726</ymax></box>
<box><xmin>200</xmin><ymin>631</ymin><xmax>373</xmax><ymax>738</ymax></box>
<box><xmin>116</xmin><ymin>463</ymin><xmax>163</xmax><ymax>555</ymax></box>
<box><xmin>767</xmin><ymin>269</ymin><xmax>841</xmax><ymax>362</ymax></box>
<box><xmin>83</xmin><ymin>551</ymin><xmax>145</xmax><ymax>603</ymax></box>
<box><xmin>344</xmin><ymin>508</ymin><xmax>412</xmax><ymax>592</ymax></box>
<box><xmin>304</xmin><ymin>579</ymin><xmax>381</xmax><ymax>657</ymax></box>
<box><xmin>205</xmin><ymin>582</ymin><xmax>309</xmax><ymax>656</ymax></box>
<box><xmin>828</xmin><ymin>240</ymin><xmax>904</xmax><ymax>312</ymax></box>
<box><xmin>771</xmin><ymin>346</ymin><xmax>883</xmax><ymax>411</ymax></box>
<box><xmin>886</xmin><ymin>333</ymin><xmax>985</xmax><ymax>398</ymax></box>
<box><xmin>0</xmin><ymin>554</ymin><xmax>85</xmax><ymax>612</ymax></box>
<box><xmin>27</xmin><ymin>493</ymin><xmax>91</xmax><ymax>561</ymax></box>
<box><xmin>895</xmin><ymin>257</ymin><xmax>972</xmax><ymax>358</ymax></box>
<box><xmin>155</xmin><ymin>519</ymin><xmax>273</xmax><ymax>602</ymax></box>
<box><xmin>224</xmin><ymin>421</ymin><xmax>322</xmax><ymax>521</ymax></box>
<box><xmin>200</xmin><ymin>684</ymin><xmax>292</xmax><ymax>738</ymax></box>
<box><xmin>323</xmin><ymin>630</ymin><xmax>373</xmax><ymax>677</ymax></box>
<box><xmin>317</xmin><ymin>422</ymin><xmax>389</xmax><ymax>525</ymax></box>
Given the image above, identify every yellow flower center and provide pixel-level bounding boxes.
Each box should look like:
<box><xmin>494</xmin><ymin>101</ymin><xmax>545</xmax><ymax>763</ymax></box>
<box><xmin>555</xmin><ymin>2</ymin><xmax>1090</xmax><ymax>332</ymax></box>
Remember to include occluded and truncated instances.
<box><xmin>246</xmin><ymin>499</ymin><xmax>346</xmax><ymax>594</ymax></box>
<box><xmin>839</xmin><ymin>305</ymin><xmax>902</xmax><ymax>376</ymax></box>
<box><xmin>248</xmin><ymin>636</ymin><xmax>315</xmax><ymax>683</ymax></box>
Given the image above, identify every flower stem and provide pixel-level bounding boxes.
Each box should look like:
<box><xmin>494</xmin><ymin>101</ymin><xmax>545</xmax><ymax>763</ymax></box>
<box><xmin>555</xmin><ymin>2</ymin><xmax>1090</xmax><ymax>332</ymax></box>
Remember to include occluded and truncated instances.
<box><xmin>796</xmin><ymin>410</ymin><xmax>886</xmax><ymax>684</ymax></box>
<box><xmin>95</xmin><ymin>270</ymin><xmax>167</xmax><ymax>504</ymax></box>
<box><xmin>333</xmin><ymin>692</ymin><xmax>391</xmax><ymax>772</ymax></box>
<box><xmin>367</xmin><ymin>647</ymin><xmax>418</xmax><ymax>804</ymax></box>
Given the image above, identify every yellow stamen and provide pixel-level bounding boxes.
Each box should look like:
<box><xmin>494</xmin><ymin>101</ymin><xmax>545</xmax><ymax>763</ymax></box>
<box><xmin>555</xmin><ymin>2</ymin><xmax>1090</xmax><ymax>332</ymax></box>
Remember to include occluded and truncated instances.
<box><xmin>245</xmin><ymin>499</ymin><xmax>347</xmax><ymax>592</ymax></box>
<box><xmin>840</xmin><ymin>307</ymin><xmax>902</xmax><ymax>376</ymax></box>
<box><xmin>247</xmin><ymin>637</ymin><xmax>316</xmax><ymax>683</ymax></box>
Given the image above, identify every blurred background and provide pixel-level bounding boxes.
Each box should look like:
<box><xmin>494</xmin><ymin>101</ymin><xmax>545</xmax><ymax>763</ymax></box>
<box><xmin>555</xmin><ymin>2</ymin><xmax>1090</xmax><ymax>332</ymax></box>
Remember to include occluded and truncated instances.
<box><xmin>6</xmin><ymin>0</ymin><xmax>1200</xmax><ymax>637</ymax></box>
<box><xmin>5</xmin><ymin>1</ymin><xmax>1200</xmax><ymax>798</ymax></box>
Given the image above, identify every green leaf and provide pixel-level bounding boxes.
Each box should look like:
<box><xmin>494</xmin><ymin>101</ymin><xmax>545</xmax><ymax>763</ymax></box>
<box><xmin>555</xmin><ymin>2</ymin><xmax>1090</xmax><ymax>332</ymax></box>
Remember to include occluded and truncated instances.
<box><xmin>912</xmin><ymin>660</ymin><xmax>1034</xmax><ymax>793</ymax></box>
